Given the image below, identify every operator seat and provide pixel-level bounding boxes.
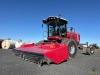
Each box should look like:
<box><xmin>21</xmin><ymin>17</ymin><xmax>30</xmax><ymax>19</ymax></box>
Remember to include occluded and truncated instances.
<box><xmin>57</xmin><ymin>28</ymin><xmax>60</xmax><ymax>35</ymax></box>
<box><xmin>61</xmin><ymin>28</ymin><xmax>66</xmax><ymax>37</ymax></box>
<box><xmin>57</xmin><ymin>28</ymin><xmax>61</xmax><ymax>36</ymax></box>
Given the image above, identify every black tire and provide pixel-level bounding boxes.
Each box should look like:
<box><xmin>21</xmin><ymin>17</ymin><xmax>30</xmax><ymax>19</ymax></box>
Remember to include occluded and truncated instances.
<box><xmin>61</xmin><ymin>39</ymin><xmax>78</xmax><ymax>58</ymax></box>
<box><xmin>86</xmin><ymin>47</ymin><xmax>95</xmax><ymax>55</ymax></box>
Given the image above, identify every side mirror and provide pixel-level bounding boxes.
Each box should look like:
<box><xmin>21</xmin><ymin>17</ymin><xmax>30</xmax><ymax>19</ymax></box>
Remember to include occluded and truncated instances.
<box><xmin>42</xmin><ymin>24</ymin><xmax>43</xmax><ymax>28</ymax></box>
<box><xmin>49</xmin><ymin>30</ymin><xmax>52</xmax><ymax>33</ymax></box>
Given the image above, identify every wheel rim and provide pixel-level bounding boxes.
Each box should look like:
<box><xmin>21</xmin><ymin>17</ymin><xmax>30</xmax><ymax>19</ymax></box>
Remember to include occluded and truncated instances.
<box><xmin>90</xmin><ymin>49</ymin><xmax>94</xmax><ymax>54</ymax></box>
<box><xmin>70</xmin><ymin>45</ymin><xmax>75</xmax><ymax>54</ymax></box>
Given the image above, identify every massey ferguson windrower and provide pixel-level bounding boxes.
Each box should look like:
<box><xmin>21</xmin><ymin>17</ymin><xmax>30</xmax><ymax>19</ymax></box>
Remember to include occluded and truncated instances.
<box><xmin>13</xmin><ymin>16</ymin><xmax>94</xmax><ymax>66</ymax></box>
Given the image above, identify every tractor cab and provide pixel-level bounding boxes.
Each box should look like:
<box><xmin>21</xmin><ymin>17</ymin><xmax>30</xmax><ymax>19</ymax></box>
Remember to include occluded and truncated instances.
<box><xmin>43</xmin><ymin>16</ymin><xmax>68</xmax><ymax>40</ymax></box>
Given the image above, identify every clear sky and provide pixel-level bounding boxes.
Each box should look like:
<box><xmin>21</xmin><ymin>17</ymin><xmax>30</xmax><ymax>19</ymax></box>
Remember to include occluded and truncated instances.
<box><xmin>0</xmin><ymin>0</ymin><xmax>100</xmax><ymax>46</ymax></box>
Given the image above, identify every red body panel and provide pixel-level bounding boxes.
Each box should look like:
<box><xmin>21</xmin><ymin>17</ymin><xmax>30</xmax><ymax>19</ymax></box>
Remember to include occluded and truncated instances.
<box><xmin>16</xmin><ymin>43</ymin><xmax>69</xmax><ymax>64</ymax></box>
<box><xmin>47</xmin><ymin>32</ymin><xmax>80</xmax><ymax>43</ymax></box>
<box><xmin>67</xmin><ymin>32</ymin><xmax>80</xmax><ymax>43</ymax></box>
<box><xmin>47</xmin><ymin>36</ymin><xmax>61</xmax><ymax>40</ymax></box>
<box><xmin>44</xmin><ymin>45</ymin><xmax>69</xmax><ymax>64</ymax></box>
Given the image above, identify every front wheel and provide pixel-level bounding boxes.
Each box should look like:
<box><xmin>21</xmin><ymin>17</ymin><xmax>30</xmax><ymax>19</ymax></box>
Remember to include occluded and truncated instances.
<box><xmin>61</xmin><ymin>39</ymin><xmax>78</xmax><ymax>58</ymax></box>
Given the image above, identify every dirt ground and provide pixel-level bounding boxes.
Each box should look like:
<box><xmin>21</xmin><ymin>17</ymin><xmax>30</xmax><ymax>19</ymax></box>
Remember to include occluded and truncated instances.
<box><xmin>0</xmin><ymin>49</ymin><xmax>100</xmax><ymax>75</ymax></box>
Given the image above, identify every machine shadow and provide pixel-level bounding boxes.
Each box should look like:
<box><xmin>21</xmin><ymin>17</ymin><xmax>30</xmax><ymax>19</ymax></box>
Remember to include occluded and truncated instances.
<box><xmin>82</xmin><ymin>53</ymin><xmax>89</xmax><ymax>55</ymax></box>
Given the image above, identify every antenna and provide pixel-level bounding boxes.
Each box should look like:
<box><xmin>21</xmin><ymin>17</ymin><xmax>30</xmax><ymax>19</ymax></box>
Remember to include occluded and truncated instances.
<box><xmin>59</xmin><ymin>14</ymin><xmax>61</xmax><ymax>17</ymax></box>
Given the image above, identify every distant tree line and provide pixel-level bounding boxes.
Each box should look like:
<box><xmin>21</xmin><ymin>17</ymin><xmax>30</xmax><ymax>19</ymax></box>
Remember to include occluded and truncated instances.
<box><xmin>93</xmin><ymin>43</ymin><xmax>99</xmax><ymax>49</ymax></box>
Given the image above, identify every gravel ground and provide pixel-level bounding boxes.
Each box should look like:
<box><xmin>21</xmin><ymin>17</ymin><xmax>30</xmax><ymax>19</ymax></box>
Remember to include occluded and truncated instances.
<box><xmin>0</xmin><ymin>49</ymin><xmax>100</xmax><ymax>75</ymax></box>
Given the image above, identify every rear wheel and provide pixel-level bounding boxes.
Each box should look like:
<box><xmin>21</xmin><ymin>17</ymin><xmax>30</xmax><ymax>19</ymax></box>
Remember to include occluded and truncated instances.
<box><xmin>61</xmin><ymin>39</ymin><xmax>78</xmax><ymax>58</ymax></box>
<box><xmin>86</xmin><ymin>47</ymin><xmax>95</xmax><ymax>55</ymax></box>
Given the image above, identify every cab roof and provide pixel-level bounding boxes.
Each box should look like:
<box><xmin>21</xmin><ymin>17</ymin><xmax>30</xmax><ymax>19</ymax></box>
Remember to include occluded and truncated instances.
<box><xmin>43</xmin><ymin>16</ymin><xmax>68</xmax><ymax>26</ymax></box>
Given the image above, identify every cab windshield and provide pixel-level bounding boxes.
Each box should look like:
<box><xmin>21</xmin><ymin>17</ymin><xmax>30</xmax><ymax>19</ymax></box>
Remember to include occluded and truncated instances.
<box><xmin>48</xmin><ymin>24</ymin><xmax>66</xmax><ymax>37</ymax></box>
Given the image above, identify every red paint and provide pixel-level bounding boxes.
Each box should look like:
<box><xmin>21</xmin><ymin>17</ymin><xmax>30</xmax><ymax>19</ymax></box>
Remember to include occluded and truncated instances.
<box><xmin>16</xmin><ymin>43</ymin><xmax>69</xmax><ymax>64</ymax></box>
<box><xmin>66</xmin><ymin>32</ymin><xmax>80</xmax><ymax>43</ymax></box>
<box><xmin>44</xmin><ymin>44</ymin><xmax>69</xmax><ymax>64</ymax></box>
<box><xmin>21</xmin><ymin>43</ymin><xmax>34</xmax><ymax>47</ymax></box>
<box><xmin>15</xmin><ymin>32</ymin><xmax>79</xmax><ymax>64</ymax></box>
<box><xmin>48</xmin><ymin>36</ymin><xmax>61</xmax><ymax>40</ymax></box>
<box><xmin>47</xmin><ymin>32</ymin><xmax>80</xmax><ymax>43</ymax></box>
